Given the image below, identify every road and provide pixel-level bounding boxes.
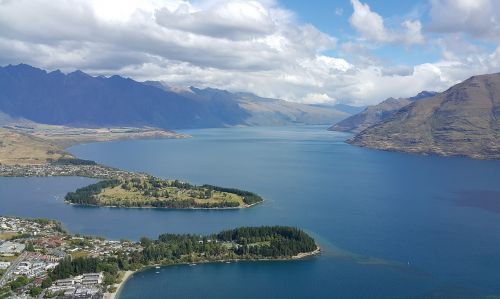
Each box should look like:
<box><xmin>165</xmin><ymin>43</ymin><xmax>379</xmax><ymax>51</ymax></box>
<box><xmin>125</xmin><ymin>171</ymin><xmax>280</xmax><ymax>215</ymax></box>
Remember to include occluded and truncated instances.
<box><xmin>0</xmin><ymin>251</ymin><xmax>27</xmax><ymax>287</ymax></box>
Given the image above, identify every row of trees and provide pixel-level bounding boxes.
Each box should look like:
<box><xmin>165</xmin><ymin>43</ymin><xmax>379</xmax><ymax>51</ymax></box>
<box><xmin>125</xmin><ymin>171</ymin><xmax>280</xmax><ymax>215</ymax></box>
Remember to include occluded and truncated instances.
<box><xmin>51</xmin><ymin>158</ymin><xmax>97</xmax><ymax>165</ymax></box>
<box><xmin>65</xmin><ymin>179</ymin><xmax>121</xmax><ymax>205</ymax></box>
<box><xmin>202</xmin><ymin>185</ymin><xmax>263</xmax><ymax>205</ymax></box>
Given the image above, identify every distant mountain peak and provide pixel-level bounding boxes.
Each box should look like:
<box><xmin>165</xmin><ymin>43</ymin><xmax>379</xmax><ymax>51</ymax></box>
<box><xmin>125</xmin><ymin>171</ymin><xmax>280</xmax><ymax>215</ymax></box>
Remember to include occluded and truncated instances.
<box><xmin>409</xmin><ymin>90</ymin><xmax>438</xmax><ymax>101</ymax></box>
<box><xmin>68</xmin><ymin>70</ymin><xmax>91</xmax><ymax>78</ymax></box>
<box><xmin>329</xmin><ymin>91</ymin><xmax>438</xmax><ymax>133</ymax></box>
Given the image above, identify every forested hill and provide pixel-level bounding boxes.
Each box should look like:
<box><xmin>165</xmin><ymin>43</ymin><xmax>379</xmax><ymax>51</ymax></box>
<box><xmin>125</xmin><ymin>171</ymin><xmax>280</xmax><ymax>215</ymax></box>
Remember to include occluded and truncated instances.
<box><xmin>0</xmin><ymin>64</ymin><xmax>348</xmax><ymax>129</ymax></box>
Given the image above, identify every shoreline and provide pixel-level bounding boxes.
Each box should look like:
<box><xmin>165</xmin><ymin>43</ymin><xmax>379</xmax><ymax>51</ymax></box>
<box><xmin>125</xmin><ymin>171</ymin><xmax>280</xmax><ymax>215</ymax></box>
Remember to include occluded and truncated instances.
<box><xmin>64</xmin><ymin>199</ymin><xmax>265</xmax><ymax>211</ymax></box>
<box><xmin>65</xmin><ymin>200</ymin><xmax>263</xmax><ymax>210</ymax></box>
<box><xmin>104</xmin><ymin>270</ymin><xmax>135</xmax><ymax>299</ymax></box>
<box><xmin>105</xmin><ymin>245</ymin><xmax>320</xmax><ymax>299</ymax></box>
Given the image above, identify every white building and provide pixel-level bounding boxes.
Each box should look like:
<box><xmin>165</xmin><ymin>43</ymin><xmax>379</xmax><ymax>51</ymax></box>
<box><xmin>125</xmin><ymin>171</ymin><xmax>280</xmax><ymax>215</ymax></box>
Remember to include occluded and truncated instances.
<box><xmin>55</xmin><ymin>278</ymin><xmax>75</xmax><ymax>287</ymax></box>
<box><xmin>82</xmin><ymin>272</ymin><xmax>103</xmax><ymax>285</ymax></box>
<box><xmin>0</xmin><ymin>261</ymin><xmax>10</xmax><ymax>269</ymax></box>
<box><xmin>0</xmin><ymin>241</ymin><xmax>25</xmax><ymax>254</ymax></box>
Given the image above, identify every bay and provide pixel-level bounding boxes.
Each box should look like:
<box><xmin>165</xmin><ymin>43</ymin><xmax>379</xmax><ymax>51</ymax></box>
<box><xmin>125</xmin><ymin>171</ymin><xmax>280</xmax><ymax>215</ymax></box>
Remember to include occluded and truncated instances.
<box><xmin>1</xmin><ymin>125</ymin><xmax>500</xmax><ymax>298</ymax></box>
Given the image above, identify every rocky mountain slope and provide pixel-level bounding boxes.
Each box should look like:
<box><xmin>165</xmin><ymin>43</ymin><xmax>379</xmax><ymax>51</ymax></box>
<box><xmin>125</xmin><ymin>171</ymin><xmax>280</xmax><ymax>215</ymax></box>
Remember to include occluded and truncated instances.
<box><xmin>329</xmin><ymin>91</ymin><xmax>437</xmax><ymax>133</ymax></box>
<box><xmin>349</xmin><ymin>74</ymin><xmax>500</xmax><ymax>159</ymax></box>
<box><xmin>0</xmin><ymin>64</ymin><xmax>348</xmax><ymax>129</ymax></box>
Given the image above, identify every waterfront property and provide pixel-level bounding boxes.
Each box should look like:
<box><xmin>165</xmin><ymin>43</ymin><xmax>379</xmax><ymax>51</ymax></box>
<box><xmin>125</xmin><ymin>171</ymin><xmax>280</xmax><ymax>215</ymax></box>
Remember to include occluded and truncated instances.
<box><xmin>0</xmin><ymin>215</ymin><xmax>318</xmax><ymax>299</ymax></box>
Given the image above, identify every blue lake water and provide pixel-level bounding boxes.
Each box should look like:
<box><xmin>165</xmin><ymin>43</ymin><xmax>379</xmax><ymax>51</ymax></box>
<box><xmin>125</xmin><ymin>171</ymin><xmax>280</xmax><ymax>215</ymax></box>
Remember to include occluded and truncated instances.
<box><xmin>1</xmin><ymin>126</ymin><xmax>500</xmax><ymax>298</ymax></box>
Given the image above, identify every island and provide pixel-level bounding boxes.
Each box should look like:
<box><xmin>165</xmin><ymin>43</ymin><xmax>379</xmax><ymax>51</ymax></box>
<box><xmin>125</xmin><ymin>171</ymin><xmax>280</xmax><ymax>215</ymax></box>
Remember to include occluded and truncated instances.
<box><xmin>65</xmin><ymin>177</ymin><xmax>264</xmax><ymax>209</ymax></box>
<box><xmin>0</xmin><ymin>216</ymin><xmax>320</xmax><ymax>299</ymax></box>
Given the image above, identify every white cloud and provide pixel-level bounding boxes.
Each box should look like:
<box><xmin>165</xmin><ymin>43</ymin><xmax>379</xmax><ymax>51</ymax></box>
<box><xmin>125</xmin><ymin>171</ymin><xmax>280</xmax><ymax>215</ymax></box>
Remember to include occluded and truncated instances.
<box><xmin>429</xmin><ymin>0</ymin><xmax>500</xmax><ymax>42</ymax></box>
<box><xmin>301</xmin><ymin>93</ymin><xmax>337</xmax><ymax>104</ymax></box>
<box><xmin>155</xmin><ymin>1</ymin><xmax>276</xmax><ymax>40</ymax></box>
<box><xmin>349</xmin><ymin>0</ymin><xmax>424</xmax><ymax>45</ymax></box>
<box><xmin>0</xmin><ymin>0</ymin><xmax>499</xmax><ymax>107</ymax></box>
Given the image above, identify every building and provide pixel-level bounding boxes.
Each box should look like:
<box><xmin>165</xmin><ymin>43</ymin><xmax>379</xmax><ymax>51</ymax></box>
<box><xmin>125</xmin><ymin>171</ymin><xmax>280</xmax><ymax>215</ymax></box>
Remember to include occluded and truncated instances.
<box><xmin>55</xmin><ymin>278</ymin><xmax>75</xmax><ymax>286</ymax></box>
<box><xmin>0</xmin><ymin>241</ymin><xmax>25</xmax><ymax>254</ymax></box>
<box><xmin>81</xmin><ymin>272</ymin><xmax>103</xmax><ymax>285</ymax></box>
<box><xmin>0</xmin><ymin>261</ymin><xmax>10</xmax><ymax>269</ymax></box>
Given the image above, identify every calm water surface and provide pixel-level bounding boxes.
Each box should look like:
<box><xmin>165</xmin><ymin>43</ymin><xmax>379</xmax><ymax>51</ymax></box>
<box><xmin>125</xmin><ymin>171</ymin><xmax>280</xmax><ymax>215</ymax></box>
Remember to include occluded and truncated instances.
<box><xmin>1</xmin><ymin>126</ymin><xmax>499</xmax><ymax>298</ymax></box>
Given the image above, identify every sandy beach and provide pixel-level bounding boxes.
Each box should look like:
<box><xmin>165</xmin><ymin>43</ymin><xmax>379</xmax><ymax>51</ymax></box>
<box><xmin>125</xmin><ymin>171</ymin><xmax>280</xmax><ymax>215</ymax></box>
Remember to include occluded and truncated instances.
<box><xmin>103</xmin><ymin>270</ymin><xmax>135</xmax><ymax>299</ymax></box>
<box><xmin>292</xmin><ymin>246</ymin><xmax>321</xmax><ymax>259</ymax></box>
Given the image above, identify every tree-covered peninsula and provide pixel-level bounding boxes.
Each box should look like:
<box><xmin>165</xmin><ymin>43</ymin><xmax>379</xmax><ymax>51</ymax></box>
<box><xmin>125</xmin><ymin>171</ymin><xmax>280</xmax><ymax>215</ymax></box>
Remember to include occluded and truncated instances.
<box><xmin>49</xmin><ymin>226</ymin><xmax>319</xmax><ymax>283</ymax></box>
<box><xmin>0</xmin><ymin>216</ymin><xmax>318</xmax><ymax>298</ymax></box>
<box><xmin>65</xmin><ymin>177</ymin><xmax>264</xmax><ymax>209</ymax></box>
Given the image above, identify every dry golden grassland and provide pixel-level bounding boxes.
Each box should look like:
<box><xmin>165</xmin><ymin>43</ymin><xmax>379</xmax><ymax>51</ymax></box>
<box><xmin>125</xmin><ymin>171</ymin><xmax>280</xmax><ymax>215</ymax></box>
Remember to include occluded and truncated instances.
<box><xmin>0</xmin><ymin>128</ymin><xmax>72</xmax><ymax>165</ymax></box>
<box><xmin>0</xmin><ymin>124</ymin><xmax>187</xmax><ymax>166</ymax></box>
<box><xmin>0</xmin><ymin>232</ymin><xmax>18</xmax><ymax>240</ymax></box>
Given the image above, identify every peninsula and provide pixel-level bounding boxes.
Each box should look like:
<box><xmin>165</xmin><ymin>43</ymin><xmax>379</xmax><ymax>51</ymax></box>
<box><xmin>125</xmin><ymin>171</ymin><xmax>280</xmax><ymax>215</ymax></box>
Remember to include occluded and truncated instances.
<box><xmin>65</xmin><ymin>177</ymin><xmax>264</xmax><ymax>209</ymax></box>
<box><xmin>0</xmin><ymin>216</ymin><xmax>319</xmax><ymax>299</ymax></box>
<box><xmin>0</xmin><ymin>124</ymin><xmax>186</xmax><ymax>167</ymax></box>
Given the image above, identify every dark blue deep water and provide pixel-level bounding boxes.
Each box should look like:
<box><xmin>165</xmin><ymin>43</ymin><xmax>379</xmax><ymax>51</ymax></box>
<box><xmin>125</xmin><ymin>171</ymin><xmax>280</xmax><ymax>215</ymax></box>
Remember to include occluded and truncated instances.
<box><xmin>1</xmin><ymin>126</ymin><xmax>500</xmax><ymax>298</ymax></box>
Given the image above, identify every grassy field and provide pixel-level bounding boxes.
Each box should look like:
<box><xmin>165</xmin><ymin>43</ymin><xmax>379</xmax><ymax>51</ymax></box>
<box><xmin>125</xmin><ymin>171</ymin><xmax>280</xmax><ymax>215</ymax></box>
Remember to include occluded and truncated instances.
<box><xmin>0</xmin><ymin>232</ymin><xmax>18</xmax><ymax>240</ymax></box>
<box><xmin>97</xmin><ymin>180</ymin><xmax>245</xmax><ymax>208</ymax></box>
<box><xmin>0</xmin><ymin>232</ymin><xmax>19</xmax><ymax>240</ymax></box>
<box><xmin>70</xmin><ymin>250</ymin><xmax>89</xmax><ymax>259</ymax></box>
<box><xmin>0</xmin><ymin>128</ymin><xmax>72</xmax><ymax>165</ymax></box>
<box><xmin>0</xmin><ymin>255</ymin><xmax>18</xmax><ymax>262</ymax></box>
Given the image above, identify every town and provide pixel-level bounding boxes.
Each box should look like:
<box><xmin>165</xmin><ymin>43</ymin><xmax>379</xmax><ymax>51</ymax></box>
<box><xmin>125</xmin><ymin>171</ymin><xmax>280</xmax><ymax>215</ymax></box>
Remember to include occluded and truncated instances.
<box><xmin>0</xmin><ymin>216</ymin><xmax>140</xmax><ymax>299</ymax></box>
<box><xmin>0</xmin><ymin>163</ymin><xmax>144</xmax><ymax>180</ymax></box>
<box><xmin>0</xmin><ymin>216</ymin><xmax>319</xmax><ymax>299</ymax></box>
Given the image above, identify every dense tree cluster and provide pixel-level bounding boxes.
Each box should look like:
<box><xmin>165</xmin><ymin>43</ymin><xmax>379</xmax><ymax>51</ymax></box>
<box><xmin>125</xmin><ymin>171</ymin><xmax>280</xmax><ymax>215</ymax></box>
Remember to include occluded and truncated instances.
<box><xmin>51</xmin><ymin>158</ymin><xmax>97</xmax><ymax>165</ymax></box>
<box><xmin>50</xmin><ymin>257</ymin><xmax>101</xmax><ymax>280</ymax></box>
<box><xmin>217</xmin><ymin>226</ymin><xmax>317</xmax><ymax>257</ymax></box>
<box><xmin>202</xmin><ymin>185</ymin><xmax>263</xmax><ymax>205</ymax></box>
<box><xmin>131</xmin><ymin>226</ymin><xmax>317</xmax><ymax>265</ymax></box>
<box><xmin>49</xmin><ymin>257</ymin><xmax>120</xmax><ymax>286</ymax></box>
<box><xmin>65</xmin><ymin>179</ymin><xmax>121</xmax><ymax>205</ymax></box>
<box><xmin>45</xmin><ymin>227</ymin><xmax>317</xmax><ymax>288</ymax></box>
<box><xmin>148</xmin><ymin>199</ymin><xmax>240</xmax><ymax>209</ymax></box>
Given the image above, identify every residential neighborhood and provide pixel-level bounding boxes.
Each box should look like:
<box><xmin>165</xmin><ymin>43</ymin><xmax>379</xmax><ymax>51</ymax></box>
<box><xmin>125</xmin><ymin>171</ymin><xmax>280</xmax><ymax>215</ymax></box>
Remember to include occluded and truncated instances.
<box><xmin>0</xmin><ymin>217</ymin><xmax>139</xmax><ymax>299</ymax></box>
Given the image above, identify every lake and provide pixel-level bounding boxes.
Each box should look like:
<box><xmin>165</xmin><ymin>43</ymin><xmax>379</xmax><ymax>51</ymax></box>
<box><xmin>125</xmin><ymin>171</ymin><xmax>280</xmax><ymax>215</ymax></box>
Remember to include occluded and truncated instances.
<box><xmin>1</xmin><ymin>126</ymin><xmax>500</xmax><ymax>298</ymax></box>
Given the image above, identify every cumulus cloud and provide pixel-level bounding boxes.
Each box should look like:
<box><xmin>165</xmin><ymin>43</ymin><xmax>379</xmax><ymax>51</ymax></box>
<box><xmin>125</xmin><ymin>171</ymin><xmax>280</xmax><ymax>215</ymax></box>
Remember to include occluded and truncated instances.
<box><xmin>0</xmin><ymin>0</ymin><xmax>499</xmax><ymax>106</ymax></box>
<box><xmin>155</xmin><ymin>1</ymin><xmax>276</xmax><ymax>40</ymax></box>
<box><xmin>428</xmin><ymin>0</ymin><xmax>500</xmax><ymax>42</ymax></box>
<box><xmin>349</xmin><ymin>0</ymin><xmax>424</xmax><ymax>45</ymax></box>
<box><xmin>301</xmin><ymin>93</ymin><xmax>337</xmax><ymax>104</ymax></box>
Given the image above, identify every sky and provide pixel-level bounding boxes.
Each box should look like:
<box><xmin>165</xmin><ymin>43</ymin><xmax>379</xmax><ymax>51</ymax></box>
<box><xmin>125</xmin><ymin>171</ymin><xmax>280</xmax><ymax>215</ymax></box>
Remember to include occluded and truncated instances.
<box><xmin>1</xmin><ymin>0</ymin><xmax>500</xmax><ymax>106</ymax></box>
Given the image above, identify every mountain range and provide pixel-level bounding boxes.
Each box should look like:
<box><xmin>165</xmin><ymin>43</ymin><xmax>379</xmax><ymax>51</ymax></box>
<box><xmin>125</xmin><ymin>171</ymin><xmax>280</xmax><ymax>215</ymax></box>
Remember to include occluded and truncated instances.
<box><xmin>347</xmin><ymin>74</ymin><xmax>500</xmax><ymax>159</ymax></box>
<box><xmin>328</xmin><ymin>91</ymin><xmax>437</xmax><ymax>133</ymax></box>
<box><xmin>0</xmin><ymin>64</ymin><xmax>349</xmax><ymax>129</ymax></box>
